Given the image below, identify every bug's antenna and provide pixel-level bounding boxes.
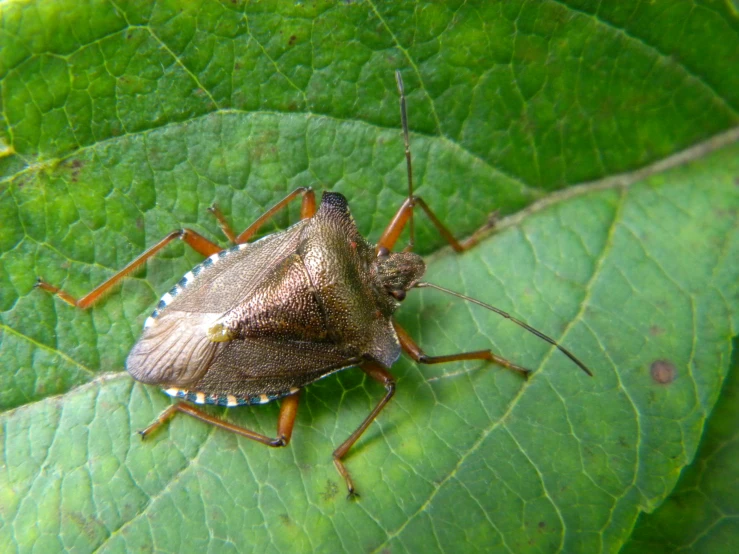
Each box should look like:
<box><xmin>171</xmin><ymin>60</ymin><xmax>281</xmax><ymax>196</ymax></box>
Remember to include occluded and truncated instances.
<box><xmin>395</xmin><ymin>70</ymin><xmax>415</xmax><ymax>250</ymax></box>
<box><xmin>415</xmin><ymin>282</ymin><xmax>593</xmax><ymax>376</ymax></box>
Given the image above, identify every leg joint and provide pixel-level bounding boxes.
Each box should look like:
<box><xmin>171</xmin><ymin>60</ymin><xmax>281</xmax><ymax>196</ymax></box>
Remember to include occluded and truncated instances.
<box><xmin>269</xmin><ymin>436</ymin><xmax>288</xmax><ymax>448</ymax></box>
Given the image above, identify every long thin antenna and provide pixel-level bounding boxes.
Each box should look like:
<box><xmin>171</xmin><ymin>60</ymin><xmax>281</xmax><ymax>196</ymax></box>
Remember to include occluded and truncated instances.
<box><xmin>395</xmin><ymin>70</ymin><xmax>415</xmax><ymax>250</ymax></box>
<box><xmin>415</xmin><ymin>282</ymin><xmax>593</xmax><ymax>376</ymax></box>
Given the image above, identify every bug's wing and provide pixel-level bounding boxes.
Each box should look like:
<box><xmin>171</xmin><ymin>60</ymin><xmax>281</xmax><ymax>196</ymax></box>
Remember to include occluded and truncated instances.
<box><xmin>126</xmin><ymin>311</ymin><xmax>224</xmax><ymax>385</ymax></box>
<box><xmin>188</xmin><ymin>336</ymin><xmax>361</xmax><ymax>399</ymax></box>
<box><xmin>167</xmin><ymin>219</ymin><xmax>311</xmax><ymax>314</ymax></box>
<box><xmin>126</xmin><ymin>221</ymin><xmax>310</xmax><ymax>386</ymax></box>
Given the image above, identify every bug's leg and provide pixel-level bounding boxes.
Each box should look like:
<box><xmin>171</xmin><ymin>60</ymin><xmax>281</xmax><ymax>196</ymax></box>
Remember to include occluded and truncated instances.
<box><xmin>206</xmin><ymin>204</ymin><xmax>238</xmax><ymax>244</ymax></box>
<box><xmin>333</xmin><ymin>361</ymin><xmax>396</xmax><ymax>498</ymax></box>
<box><xmin>139</xmin><ymin>391</ymin><xmax>300</xmax><ymax>447</ymax></box>
<box><xmin>394</xmin><ymin>321</ymin><xmax>531</xmax><ymax>378</ymax></box>
<box><xmin>377</xmin><ymin>196</ymin><xmax>495</xmax><ymax>254</ymax></box>
<box><xmin>208</xmin><ymin>187</ymin><xmax>316</xmax><ymax>245</ymax></box>
<box><xmin>35</xmin><ymin>229</ymin><xmax>222</xmax><ymax>310</ymax></box>
<box><xmin>387</xmin><ymin>71</ymin><xmax>495</xmax><ymax>254</ymax></box>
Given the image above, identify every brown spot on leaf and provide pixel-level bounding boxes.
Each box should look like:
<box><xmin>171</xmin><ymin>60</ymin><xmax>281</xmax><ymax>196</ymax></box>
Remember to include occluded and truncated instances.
<box><xmin>70</xmin><ymin>159</ymin><xmax>83</xmax><ymax>182</ymax></box>
<box><xmin>649</xmin><ymin>325</ymin><xmax>664</xmax><ymax>336</ymax></box>
<box><xmin>714</xmin><ymin>208</ymin><xmax>736</xmax><ymax>219</ymax></box>
<box><xmin>65</xmin><ymin>512</ymin><xmax>104</xmax><ymax>541</ymax></box>
<box><xmin>651</xmin><ymin>360</ymin><xmax>676</xmax><ymax>384</ymax></box>
<box><xmin>538</xmin><ymin>521</ymin><xmax>546</xmax><ymax>528</ymax></box>
<box><xmin>288</xmin><ymin>35</ymin><xmax>297</xmax><ymax>46</ymax></box>
<box><xmin>321</xmin><ymin>479</ymin><xmax>339</xmax><ymax>501</ymax></box>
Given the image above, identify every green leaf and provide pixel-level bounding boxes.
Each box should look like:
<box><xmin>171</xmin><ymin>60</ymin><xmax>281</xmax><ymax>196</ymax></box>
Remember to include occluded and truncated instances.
<box><xmin>2</xmin><ymin>142</ymin><xmax>737</xmax><ymax>552</ymax></box>
<box><xmin>1</xmin><ymin>1</ymin><xmax>738</xmax><ymax>553</ymax></box>
<box><xmin>622</xmin><ymin>339</ymin><xmax>739</xmax><ymax>554</ymax></box>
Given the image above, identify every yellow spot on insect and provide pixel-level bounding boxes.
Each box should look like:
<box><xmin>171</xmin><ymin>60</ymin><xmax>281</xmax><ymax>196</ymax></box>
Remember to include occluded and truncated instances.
<box><xmin>259</xmin><ymin>394</ymin><xmax>270</xmax><ymax>403</ymax></box>
<box><xmin>207</xmin><ymin>323</ymin><xmax>236</xmax><ymax>342</ymax></box>
<box><xmin>196</xmin><ymin>392</ymin><xmax>206</xmax><ymax>404</ymax></box>
<box><xmin>226</xmin><ymin>395</ymin><xmax>238</xmax><ymax>407</ymax></box>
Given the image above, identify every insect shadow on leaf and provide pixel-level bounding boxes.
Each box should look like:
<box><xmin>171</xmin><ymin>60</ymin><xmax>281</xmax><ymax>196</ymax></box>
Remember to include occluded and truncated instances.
<box><xmin>36</xmin><ymin>71</ymin><xmax>592</xmax><ymax>499</ymax></box>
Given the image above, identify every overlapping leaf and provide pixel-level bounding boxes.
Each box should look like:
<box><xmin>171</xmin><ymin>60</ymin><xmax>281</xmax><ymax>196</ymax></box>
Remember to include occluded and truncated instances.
<box><xmin>623</xmin><ymin>341</ymin><xmax>739</xmax><ymax>553</ymax></box>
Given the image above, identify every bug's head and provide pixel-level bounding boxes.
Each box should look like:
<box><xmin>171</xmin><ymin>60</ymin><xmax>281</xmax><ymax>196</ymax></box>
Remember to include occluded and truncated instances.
<box><xmin>374</xmin><ymin>246</ymin><xmax>426</xmax><ymax>302</ymax></box>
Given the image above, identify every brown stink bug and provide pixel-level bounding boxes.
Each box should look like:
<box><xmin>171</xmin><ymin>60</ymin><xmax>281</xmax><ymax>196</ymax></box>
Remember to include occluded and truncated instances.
<box><xmin>36</xmin><ymin>72</ymin><xmax>591</xmax><ymax>497</ymax></box>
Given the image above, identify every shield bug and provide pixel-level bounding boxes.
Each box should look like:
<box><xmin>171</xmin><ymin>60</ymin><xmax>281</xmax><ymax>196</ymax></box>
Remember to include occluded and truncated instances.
<box><xmin>37</xmin><ymin>71</ymin><xmax>592</xmax><ymax>497</ymax></box>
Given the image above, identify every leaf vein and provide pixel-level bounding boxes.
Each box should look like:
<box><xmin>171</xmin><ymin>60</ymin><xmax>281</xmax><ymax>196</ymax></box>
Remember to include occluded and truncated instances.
<box><xmin>91</xmin><ymin>405</ymin><xmax>219</xmax><ymax>552</ymax></box>
<box><xmin>0</xmin><ymin>323</ymin><xmax>96</xmax><ymax>378</ymax></box>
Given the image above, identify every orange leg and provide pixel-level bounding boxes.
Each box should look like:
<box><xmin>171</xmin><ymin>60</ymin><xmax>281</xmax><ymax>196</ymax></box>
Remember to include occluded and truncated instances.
<box><xmin>394</xmin><ymin>321</ymin><xmax>531</xmax><ymax>378</ymax></box>
<box><xmin>139</xmin><ymin>391</ymin><xmax>301</xmax><ymax>447</ymax></box>
<box><xmin>332</xmin><ymin>361</ymin><xmax>396</xmax><ymax>498</ymax></box>
<box><xmin>35</xmin><ymin>228</ymin><xmax>221</xmax><ymax>309</ymax></box>
<box><xmin>377</xmin><ymin>196</ymin><xmax>496</xmax><ymax>253</ymax></box>
<box><xmin>37</xmin><ymin>188</ymin><xmax>317</xmax><ymax>310</ymax></box>
<box><xmin>206</xmin><ymin>204</ymin><xmax>238</xmax><ymax>244</ymax></box>
<box><xmin>209</xmin><ymin>187</ymin><xmax>316</xmax><ymax>244</ymax></box>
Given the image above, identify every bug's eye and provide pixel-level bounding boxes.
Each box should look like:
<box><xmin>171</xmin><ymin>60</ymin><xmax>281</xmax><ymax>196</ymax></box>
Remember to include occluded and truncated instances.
<box><xmin>389</xmin><ymin>289</ymin><xmax>406</xmax><ymax>301</ymax></box>
<box><xmin>376</xmin><ymin>246</ymin><xmax>390</xmax><ymax>259</ymax></box>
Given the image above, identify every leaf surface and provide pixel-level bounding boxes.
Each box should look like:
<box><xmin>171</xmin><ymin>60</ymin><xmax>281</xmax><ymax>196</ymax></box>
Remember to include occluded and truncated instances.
<box><xmin>2</xmin><ymin>142</ymin><xmax>737</xmax><ymax>552</ymax></box>
<box><xmin>622</xmin><ymin>340</ymin><xmax>739</xmax><ymax>554</ymax></box>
